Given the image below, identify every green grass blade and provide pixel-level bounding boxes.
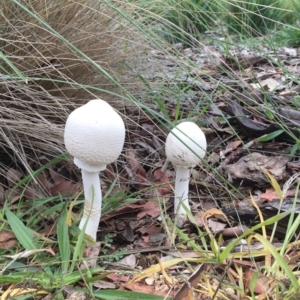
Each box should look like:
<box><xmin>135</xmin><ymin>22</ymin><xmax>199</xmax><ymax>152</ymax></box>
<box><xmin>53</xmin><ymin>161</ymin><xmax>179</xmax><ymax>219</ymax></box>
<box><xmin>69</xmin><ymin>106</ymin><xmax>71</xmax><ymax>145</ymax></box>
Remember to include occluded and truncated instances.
<box><xmin>253</xmin><ymin>234</ymin><xmax>299</xmax><ymax>289</ymax></box>
<box><xmin>257</xmin><ymin>130</ymin><xmax>284</xmax><ymax>142</ymax></box>
<box><xmin>6</xmin><ymin>208</ymin><xmax>39</xmax><ymax>250</ymax></box>
<box><xmin>175</xmin><ymin>222</ymin><xmax>206</xmax><ymax>254</ymax></box>
<box><xmin>9</xmin><ymin>152</ymin><xmax>69</xmax><ymax>198</ymax></box>
<box><xmin>63</xmin><ymin>268</ymin><xmax>103</xmax><ymax>286</ymax></box>
<box><xmin>94</xmin><ymin>290</ymin><xmax>170</xmax><ymax>300</ymax></box>
<box><xmin>219</xmin><ymin>211</ymin><xmax>291</xmax><ymax>261</ymax></box>
<box><xmin>69</xmin><ymin>222</ymin><xmax>87</xmax><ymax>273</ymax></box>
<box><xmin>0</xmin><ymin>50</ymin><xmax>27</xmax><ymax>83</ymax></box>
<box><xmin>57</xmin><ymin>204</ymin><xmax>71</xmax><ymax>273</ymax></box>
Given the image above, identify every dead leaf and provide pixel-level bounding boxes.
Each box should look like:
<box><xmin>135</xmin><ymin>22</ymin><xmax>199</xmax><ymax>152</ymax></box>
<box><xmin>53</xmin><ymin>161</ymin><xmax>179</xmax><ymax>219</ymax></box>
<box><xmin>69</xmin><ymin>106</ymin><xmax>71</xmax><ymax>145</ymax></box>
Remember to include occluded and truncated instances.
<box><xmin>38</xmin><ymin>221</ymin><xmax>58</xmax><ymax>236</ymax></box>
<box><xmin>80</xmin><ymin>242</ymin><xmax>101</xmax><ymax>269</ymax></box>
<box><xmin>165</xmin><ymin>251</ymin><xmax>203</xmax><ymax>259</ymax></box>
<box><xmin>117</xmin><ymin>222</ymin><xmax>134</xmax><ymax>243</ymax></box>
<box><xmin>138</xmin><ymin>224</ymin><xmax>162</xmax><ymax>236</ymax></box>
<box><xmin>93</xmin><ymin>280</ymin><xmax>116</xmax><ymax>289</ymax></box>
<box><xmin>126</xmin><ymin>282</ymin><xmax>173</xmax><ymax>298</ymax></box>
<box><xmin>0</xmin><ymin>230</ymin><xmax>17</xmax><ymax>249</ymax></box>
<box><xmin>126</xmin><ymin>150</ymin><xmax>149</xmax><ymax>187</ymax></box>
<box><xmin>192</xmin><ymin>209</ymin><xmax>229</xmax><ymax>231</ymax></box>
<box><xmin>107</xmin><ymin>273</ymin><xmax>129</xmax><ymax>283</ymax></box>
<box><xmin>49</xmin><ymin>180</ymin><xmax>79</xmax><ymax>196</ymax></box>
<box><xmin>6</xmin><ymin>168</ymin><xmax>23</xmax><ymax>187</ymax></box>
<box><xmin>101</xmin><ymin>204</ymin><xmax>144</xmax><ymax>221</ymax></box>
<box><xmin>105</xmin><ymin>164</ymin><xmax>118</xmax><ymax>181</ymax></box>
<box><xmin>224</xmin><ymin>140</ymin><xmax>242</xmax><ymax>155</ymax></box>
<box><xmin>207</xmin><ymin>219</ymin><xmax>227</xmax><ymax>233</ymax></box>
<box><xmin>173</xmin><ymin>264</ymin><xmax>205</xmax><ymax>300</ymax></box>
<box><xmin>145</xmin><ymin>277</ymin><xmax>155</xmax><ymax>285</ymax></box>
<box><xmin>142</xmin><ymin>235</ymin><xmax>149</xmax><ymax>243</ymax></box>
<box><xmin>49</xmin><ymin>168</ymin><xmax>66</xmax><ymax>185</ymax></box>
<box><xmin>149</xmin><ymin>233</ymin><xmax>166</xmax><ymax>246</ymax></box>
<box><xmin>203</xmin><ymin>208</ymin><xmax>229</xmax><ymax>222</ymax></box>
<box><xmin>261</xmin><ymin>188</ymin><xmax>295</xmax><ymax>202</ymax></box>
<box><xmin>283</xmin><ymin>47</ymin><xmax>297</xmax><ymax>57</ymax></box>
<box><xmin>117</xmin><ymin>254</ymin><xmax>136</xmax><ymax>269</ymax></box>
<box><xmin>191</xmin><ymin>212</ymin><xmax>204</xmax><ymax>227</ymax></box>
<box><xmin>152</xmin><ymin>168</ymin><xmax>172</xmax><ymax>196</ymax></box>
<box><xmin>244</xmin><ymin>269</ymin><xmax>269</xmax><ymax>294</ymax></box>
<box><xmin>227</xmin><ymin>152</ymin><xmax>288</xmax><ymax>185</ymax></box>
<box><xmin>259</xmin><ymin>78</ymin><xmax>282</xmax><ymax>91</ymax></box>
<box><xmin>137</xmin><ymin>201</ymin><xmax>161</xmax><ymax>219</ymax></box>
<box><xmin>135</xmin><ymin>167</ymin><xmax>149</xmax><ymax>186</ymax></box>
<box><xmin>64</xmin><ymin>286</ymin><xmax>86</xmax><ymax>300</ymax></box>
<box><xmin>149</xmin><ymin>49</ymin><xmax>169</xmax><ymax>59</ymax></box>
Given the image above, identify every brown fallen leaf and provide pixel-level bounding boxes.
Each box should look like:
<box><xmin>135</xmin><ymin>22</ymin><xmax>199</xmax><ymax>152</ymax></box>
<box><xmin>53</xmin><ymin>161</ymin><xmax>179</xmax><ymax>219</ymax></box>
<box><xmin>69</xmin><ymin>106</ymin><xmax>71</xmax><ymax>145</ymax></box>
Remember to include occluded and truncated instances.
<box><xmin>207</xmin><ymin>219</ymin><xmax>227</xmax><ymax>233</ymax></box>
<box><xmin>49</xmin><ymin>180</ymin><xmax>79</xmax><ymax>196</ymax></box>
<box><xmin>244</xmin><ymin>268</ymin><xmax>269</xmax><ymax>294</ymax></box>
<box><xmin>172</xmin><ymin>264</ymin><xmax>206</xmax><ymax>300</ymax></box>
<box><xmin>48</xmin><ymin>168</ymin><xmax>80</xmax><ymax>196</ymax></box>
<box><xmin>226</xmin><ymin>152</ymin><xmax>288</xmax><ymax>185</ymax></box>
<box><xmin>0</xmin><ymin>230</ymin><xmax>17</xmax><ymax>249</ymax></box>
<box><xmin>107</xmin><ymin>273</ymin><xmax>129</xmax><ymax>283</ymax></box>
<box><xmin>117</xmin><ymin>222</ymin><xmax>134</xmax><ymax>243</ymax></box>
<box><xmin>6</xmin><ymin>168</ymin><xmax>23</xmax><ymax>188</ymax></box>
<box><xmin>137</xmin><ymin>201</ymin><xmax>161</xmax><ymax>219</ymax></box>
<box><xmin>138</xmin><ymin>224</ymin><xmax>162</xmax><ymax>236</ymax></box>
<box><xmin>222</xmin><ymin>140</ymin><xmax>242</xmax><ymax>157</ymax></box>
<box><xmin>64</xmin><ymin>286</ymin><xmax>86</xmax><ymax>300</ymax></box>
<box><xmin>126</xmin><ymin>282</ymin><xmax>174</xmax><ymax>298</ymax></box>
<box><xmin>152</xmin><ymin>168</ymin><xmax>172</xmax><ymax>196</ymax></box>
<box><xmin>193</xmin><ymin>208</ymin><xmax>229</xmax><ymax>227</ymax></box>
<box><xmin>38</xmin><ymin>221</ymin><xmax>58</xmax><ymax>236</ymax></box>
<box><xmin>261</xmin><ymin>188</ymin><xmax>296</xmax><ymax>202</ymax></box>
<box><xmin>117</xmin><ymin>254</ymin><xmax>136</xmax><ymax>269</ymax></box>
<box><xmin>135</xmin><ymin>167</ymin><xmax>150</xmax><ymax>187</ymax></box>
<box><xmin>93</xmin><ymin>280</ymin><xmax>116</xmax><ymax>289</ymax></box>
<box><xmin>126</xmin><ymin>150</ymin><xmax>149</xmax><ymax>188</ymax></box>
<box><xmin>80</xmin><ymin>242</ymin><xmax>101</xmax><ymax>269</ymax></box>
<box><xmin>105</xmin><ymin>164</ymin><xmax>118</xmax><ymax>181</ymax></box>
<box><xmin>101</xmin><ymin>204</ymin><xmax>144</xmax><ymax>221</ymax></box>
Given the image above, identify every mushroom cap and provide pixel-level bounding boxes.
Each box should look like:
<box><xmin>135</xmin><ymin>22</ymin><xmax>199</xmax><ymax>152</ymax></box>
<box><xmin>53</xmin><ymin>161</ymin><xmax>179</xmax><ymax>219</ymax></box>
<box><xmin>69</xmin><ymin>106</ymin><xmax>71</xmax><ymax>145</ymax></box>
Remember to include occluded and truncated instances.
<box><xmin>64</xmin><ymin>99</ymin><xmax>125</xmax><ymax>172</ymax></box>
<box><xmin>165</xmin><ymin>122</ymin><xmax>207</xmax><ymax>168</ymax></box>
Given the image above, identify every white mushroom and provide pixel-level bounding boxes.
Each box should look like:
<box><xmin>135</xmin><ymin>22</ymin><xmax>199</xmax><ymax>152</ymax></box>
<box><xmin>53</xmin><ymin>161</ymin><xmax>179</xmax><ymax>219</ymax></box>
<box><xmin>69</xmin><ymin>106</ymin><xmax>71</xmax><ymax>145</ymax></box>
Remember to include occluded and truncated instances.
<box><xmin>165</xmin><ymin>122</ymin><xmax>207</xmax><ymax>227</ymax></box>
<box><xmin>64</xmin><ymin>99</ymin><xmax>125</xmax><ymax>241</ymax></box>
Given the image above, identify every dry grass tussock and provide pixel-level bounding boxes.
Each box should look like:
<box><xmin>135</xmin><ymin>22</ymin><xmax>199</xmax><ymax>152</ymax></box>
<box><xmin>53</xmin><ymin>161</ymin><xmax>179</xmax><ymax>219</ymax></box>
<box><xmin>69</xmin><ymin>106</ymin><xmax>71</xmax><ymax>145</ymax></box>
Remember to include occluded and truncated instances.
<box><xmin>0</xmin><ymin>0</ymin><xmax>147</xmax><ymax>174</ymax></box>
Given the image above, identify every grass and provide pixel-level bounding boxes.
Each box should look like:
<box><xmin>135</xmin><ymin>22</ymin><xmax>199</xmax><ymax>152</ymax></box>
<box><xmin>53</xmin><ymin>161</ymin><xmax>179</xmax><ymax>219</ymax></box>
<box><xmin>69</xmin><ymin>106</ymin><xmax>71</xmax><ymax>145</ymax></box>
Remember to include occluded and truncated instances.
<box><xmin>225</xmin><ymin>0</ymin><xmax>297</xmax><ymax>36</ymax></box>
<box><xmin>1</xmin><ymin>0</ymin><xmax>300</xmax><ymax>299</ymax></box>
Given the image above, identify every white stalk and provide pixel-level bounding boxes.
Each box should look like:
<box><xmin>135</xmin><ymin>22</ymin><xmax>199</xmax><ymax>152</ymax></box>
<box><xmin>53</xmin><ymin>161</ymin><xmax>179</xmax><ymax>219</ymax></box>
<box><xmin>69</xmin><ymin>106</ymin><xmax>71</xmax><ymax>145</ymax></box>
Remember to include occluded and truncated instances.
<box><xmin>174</xmin><ymin>166</ymin><xmax>191</xmax><ymax>226</ymax></box>
<box><xmin>79</xmin><ymin>169</ymin><xmax>102</xmax><ymax>241</ymax></box>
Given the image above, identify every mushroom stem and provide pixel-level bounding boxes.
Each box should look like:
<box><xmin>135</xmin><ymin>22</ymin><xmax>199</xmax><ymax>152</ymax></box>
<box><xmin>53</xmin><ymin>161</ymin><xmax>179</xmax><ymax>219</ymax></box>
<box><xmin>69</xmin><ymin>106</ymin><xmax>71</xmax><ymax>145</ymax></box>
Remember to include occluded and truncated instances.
<box><xmin>174</xmin><ymin>166</ymin><xmax>191</xmax><ymax>222</ymax></box>
<box><xmin>79</xmin><ymin>169</ymin><xmax>102</xmax><ymax>241</ymax></box>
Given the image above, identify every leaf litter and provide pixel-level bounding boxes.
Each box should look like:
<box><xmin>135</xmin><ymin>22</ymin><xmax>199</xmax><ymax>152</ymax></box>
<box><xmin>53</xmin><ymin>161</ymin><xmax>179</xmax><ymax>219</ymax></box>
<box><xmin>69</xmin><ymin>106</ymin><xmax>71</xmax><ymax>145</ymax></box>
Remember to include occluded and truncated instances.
<box><xmin>2</xmin><ymin>34</ymin><xmax>300</xmax><ymax>300</ymax></box>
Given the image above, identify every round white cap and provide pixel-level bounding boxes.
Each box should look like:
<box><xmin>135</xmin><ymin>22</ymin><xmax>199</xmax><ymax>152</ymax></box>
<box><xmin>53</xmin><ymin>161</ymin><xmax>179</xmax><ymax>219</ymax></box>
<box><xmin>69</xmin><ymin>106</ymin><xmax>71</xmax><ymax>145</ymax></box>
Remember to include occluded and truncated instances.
<box><xmin>165</xmin><ymin>122</ymin><xmax>206</xmax><ymax>168</ymax></box>
<box><xmin>64</xmin><ymin>99</ymin><xmax>125</xmax><ymax>172</ymax></box>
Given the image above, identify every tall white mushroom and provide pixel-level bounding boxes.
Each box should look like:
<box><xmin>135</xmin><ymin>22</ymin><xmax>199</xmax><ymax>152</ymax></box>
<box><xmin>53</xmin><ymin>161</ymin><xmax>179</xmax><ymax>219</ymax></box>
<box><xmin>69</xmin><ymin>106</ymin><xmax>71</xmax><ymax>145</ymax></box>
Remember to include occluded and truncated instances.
<box><xmin>64</xmin><ymin>99</ymin><xmax>125</xmax><ymax>241</ymax></box>
<box><xmin>165</xmin><ymin>122</ymin><xmax>207</xmax><ymax>227</ymax></box>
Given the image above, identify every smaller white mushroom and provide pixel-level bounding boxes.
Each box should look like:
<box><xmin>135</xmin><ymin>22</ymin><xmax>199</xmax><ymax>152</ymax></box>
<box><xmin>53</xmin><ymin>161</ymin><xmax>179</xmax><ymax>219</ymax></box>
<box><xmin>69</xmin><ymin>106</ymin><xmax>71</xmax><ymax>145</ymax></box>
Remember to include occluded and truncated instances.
<box><xmin>165</xmin><ymin>122</ymin><xmax>207</xmax><ymax>227</ymax></box>
<box><xmin>64</xmin><ymin>99</ymin><xmax>125</xmax><ymax>241</ymax></box>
